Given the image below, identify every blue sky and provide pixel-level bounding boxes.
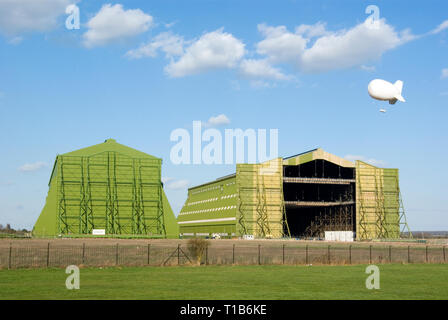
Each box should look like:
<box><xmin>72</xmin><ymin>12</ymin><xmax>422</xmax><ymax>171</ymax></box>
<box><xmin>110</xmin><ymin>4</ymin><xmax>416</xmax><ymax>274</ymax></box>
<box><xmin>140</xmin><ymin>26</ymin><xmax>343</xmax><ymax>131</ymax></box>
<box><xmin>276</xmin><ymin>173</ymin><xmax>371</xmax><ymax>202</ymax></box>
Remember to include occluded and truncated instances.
<box><xmin>0</xmin><ymin>0</ymin><xmax>447</xmax><ymax>231</ymax></box>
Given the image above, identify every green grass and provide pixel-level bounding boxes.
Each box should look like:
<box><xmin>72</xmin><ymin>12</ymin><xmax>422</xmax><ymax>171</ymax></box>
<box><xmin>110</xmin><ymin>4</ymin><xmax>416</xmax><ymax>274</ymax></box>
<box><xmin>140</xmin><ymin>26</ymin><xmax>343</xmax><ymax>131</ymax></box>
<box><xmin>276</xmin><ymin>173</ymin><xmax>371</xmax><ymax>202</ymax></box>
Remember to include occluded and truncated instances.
<box><xmin>1</xmin><ymin>264</ymin><xmax>447</xmax><ymax>300</ymax></box>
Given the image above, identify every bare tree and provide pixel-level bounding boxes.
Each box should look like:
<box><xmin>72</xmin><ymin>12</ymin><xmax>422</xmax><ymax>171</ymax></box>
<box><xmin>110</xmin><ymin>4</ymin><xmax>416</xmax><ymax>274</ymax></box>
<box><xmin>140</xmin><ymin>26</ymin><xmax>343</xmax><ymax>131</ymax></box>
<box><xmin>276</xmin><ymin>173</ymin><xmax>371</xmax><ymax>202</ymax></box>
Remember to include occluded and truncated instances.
<box><xmin>186</xmin><ymin>238</ymin><xmax>210</xmax><ymax>265</ymax></box>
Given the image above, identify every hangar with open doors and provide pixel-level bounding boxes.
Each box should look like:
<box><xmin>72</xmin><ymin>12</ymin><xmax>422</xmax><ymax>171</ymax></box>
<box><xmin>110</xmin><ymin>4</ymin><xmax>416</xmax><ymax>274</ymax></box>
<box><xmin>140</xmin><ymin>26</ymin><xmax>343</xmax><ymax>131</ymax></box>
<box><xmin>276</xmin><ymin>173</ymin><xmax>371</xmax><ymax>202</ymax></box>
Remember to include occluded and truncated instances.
<box><xmin>177</xmin><ymin>148</ymin><xmax>411</xmax><ymax>240</ymax></box>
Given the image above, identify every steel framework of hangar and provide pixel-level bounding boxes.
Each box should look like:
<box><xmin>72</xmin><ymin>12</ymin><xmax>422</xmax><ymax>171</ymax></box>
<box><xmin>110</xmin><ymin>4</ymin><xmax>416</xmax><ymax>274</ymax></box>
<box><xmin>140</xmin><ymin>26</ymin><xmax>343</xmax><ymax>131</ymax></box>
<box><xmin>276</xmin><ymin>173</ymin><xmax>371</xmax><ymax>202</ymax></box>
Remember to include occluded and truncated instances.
<box><xmin>33</xmin><ymin>139</ymin><xmax>178</xmax><ymax>238</ymax></box>
<box><xmin>177</xmin><ymin>148</ymin><xmax>411</xmax><ymax>240</ymax></box>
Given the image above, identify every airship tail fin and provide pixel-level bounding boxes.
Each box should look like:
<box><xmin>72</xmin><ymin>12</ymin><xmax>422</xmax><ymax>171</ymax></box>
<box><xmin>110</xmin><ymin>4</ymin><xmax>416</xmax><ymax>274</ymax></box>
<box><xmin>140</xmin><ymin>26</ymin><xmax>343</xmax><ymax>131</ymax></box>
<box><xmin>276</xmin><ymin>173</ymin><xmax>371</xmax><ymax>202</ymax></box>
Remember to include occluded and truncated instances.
<box><xmin>393</xmin><ymin>80</ymin><xmax>406</xmax><ymax>102</ymax></box>
<box><xmin>394</xmin><ymin>80</ymin><xmax>403</xmax><ymax>93</ymax></box>
<box><xmin>394</xmin><ymin>94</ymin><xmax>405</xmax><ymax>102</ymax></box>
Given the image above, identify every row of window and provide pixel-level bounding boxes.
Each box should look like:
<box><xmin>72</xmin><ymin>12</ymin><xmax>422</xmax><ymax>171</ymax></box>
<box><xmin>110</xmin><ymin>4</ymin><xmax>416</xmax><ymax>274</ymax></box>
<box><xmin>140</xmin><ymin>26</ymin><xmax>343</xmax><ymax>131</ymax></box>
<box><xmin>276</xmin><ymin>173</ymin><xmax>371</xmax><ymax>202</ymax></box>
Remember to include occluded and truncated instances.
<box><xmin>190</xmin><ymin>181</ymin><xmax>236</xmax><ymax>195</ymax></box>
<box><xmin>191</xmin><ymin>185</ymin><xmax>221</xmax><ymax>195</ymax></box>
<box><xmin>180</xmin><ymin>233</ymin><xmax>236</xmax><ymax>236</ymax></box>
<box><xmin>221</xmin><ymin>194</ymin><xmax>237</xmax><ymax>199</ymax></box>
<box><xmin>187</xmin><ymin>197</ymin><xmax>219</xmax><ymax>206</ymax></box>
<box><xmin>179</xmin><ymin>205</ymin><xmax>237</xmax><ymax>216</ymax></box>
<box><xmin>186</xmin><ymin>193</ymin><xmax>237</xmax><ymax>206</ymax></box>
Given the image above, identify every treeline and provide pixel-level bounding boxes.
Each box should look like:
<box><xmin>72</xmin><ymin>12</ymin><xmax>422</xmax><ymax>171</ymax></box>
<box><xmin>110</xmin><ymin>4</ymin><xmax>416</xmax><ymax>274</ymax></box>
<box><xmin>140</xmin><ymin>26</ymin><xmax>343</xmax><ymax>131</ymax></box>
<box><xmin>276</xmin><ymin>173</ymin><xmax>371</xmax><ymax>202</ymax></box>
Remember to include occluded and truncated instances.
<box><xmin>0</xmin><ymin>224</ymin><xmax>30</xmax><ymax>237</ymax></box>
<box><xmin>403</xmin><ymin>231</ymin><xmax>448</xmax><ymax>239</ymax></box>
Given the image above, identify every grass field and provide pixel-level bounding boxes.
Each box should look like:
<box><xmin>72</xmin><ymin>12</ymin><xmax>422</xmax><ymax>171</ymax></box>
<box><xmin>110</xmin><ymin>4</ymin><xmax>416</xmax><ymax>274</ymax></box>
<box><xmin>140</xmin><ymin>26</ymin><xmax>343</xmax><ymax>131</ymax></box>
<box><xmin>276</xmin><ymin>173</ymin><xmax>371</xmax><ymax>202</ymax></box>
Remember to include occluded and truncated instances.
<box><xmin>1</xmin><ymin>264</ymin><xmax>447</xmax><ymax>300</ymax></box>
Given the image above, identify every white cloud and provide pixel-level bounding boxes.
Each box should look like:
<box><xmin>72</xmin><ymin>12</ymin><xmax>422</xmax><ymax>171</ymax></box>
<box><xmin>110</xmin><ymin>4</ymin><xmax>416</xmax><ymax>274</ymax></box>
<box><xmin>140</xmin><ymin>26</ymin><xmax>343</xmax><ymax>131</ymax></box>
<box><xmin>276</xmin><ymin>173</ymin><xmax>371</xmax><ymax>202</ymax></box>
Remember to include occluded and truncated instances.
<box><xmin>0</xmin><ymin>0</ymin><xmax>73</xmax><ymax>36</ymax></box>
<box><xmin>18</xmin><ymin>162</ymin><xmax>48</xmax><ymax>172</ymax></box>
<box><xmin>165</xmin><ymin>179</ymin><xmax>189</xmax><ymax>190</ymax></box>
<box><xmin>162</xmin><ymin>177</ymin><xmax>174</xmax><ymax>184</ymax></box>
<box><xmin>344</xmin><ymin>155</ymin><xmax>386</xmax><ymax>167</ymax></box>
<box><xmin>430</xmin><ymin>20</ymin><xmax>448</xmax><ymax>35</ymax></box>
<box><xmin>165</xmin><ymin>21</ymin><xmax>177</xmax><ymax>29</ymax></box>
<box><xmin>83</xmin><ymin>4</ymin><xmax>153</xmax><ymax>48</ymax></box>
<box><xmin>295</xmin><ymin>22</ymin><xmax>328</xmax><ymax>38</ymax></box>
<box><xmin>8</xmin><ymin>36</ymin><xmax>23</xmax><ymax>45</ymax></box>
<box><xmin>360</xmin><ymin>65</ymin><xmax>376</xmax><ymax>72</ymax></box>
<box><xmin>256</xmin><ymin>24</ymin><xmax>307</xmax><ymax>64</ymax></box>
<box><xmin>240</xmin><ymin>59</ymin><xmax>292</xmax><ymax>80</ymax></box>
<box><xmin>126</xmin><ymin>32</ymin><xmax>184</xmax><ymax>59</ymax></box>
<box><xmin>441</xmin><ymin>68</ymin><xmax>448</xmax><ymax>79</ymax></box>
<box><xmin>255</xmin><ymin>19</ymin><xmax>415</xmax><ymax>73</ymax></box>
<box><xmin>124</xmin><ymin>18</ymin><xmax>445</xmax><ymax>80</ymax></box>
<box><xmin>205</xmin><ymin>114</ymin><xmax>230</xmax><ymax>127</ymax></box>
<box><xmin>299</xmin><ymin>19</ymin><xmax>413</xmax><ymax>73</ymax></box>
<box><xmin>165</xmin><ymin>28</ymin><xmax>246</xmax><ymax>77</ymax></box>
<box><xmin>162</xmin><ymin>177</ymin><xmax>190</xmax><ymax>190</ymax></box>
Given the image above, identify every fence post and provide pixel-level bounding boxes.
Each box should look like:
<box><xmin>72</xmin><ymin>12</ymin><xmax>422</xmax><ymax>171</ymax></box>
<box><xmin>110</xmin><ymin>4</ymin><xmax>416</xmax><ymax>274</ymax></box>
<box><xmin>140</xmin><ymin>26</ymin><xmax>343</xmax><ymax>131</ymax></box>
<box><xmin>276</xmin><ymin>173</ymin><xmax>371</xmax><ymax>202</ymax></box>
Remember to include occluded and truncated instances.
<box><xmin>389</xmin><ymin>245</ymin><xmax>392</xmax><ymax>263</ymax></box>
<box><xmin>205</xmin><ymin>246</ymin><xmax>208</xmax><ymax>265</ymax></box>
<box><xmin>82</xmin><ymin>243</ymin><xmax>85</xmax><ymax>265</ymax></box>
<box><xmin>349</xmin><ymin>245</ymin><xmax>352</xmax><ymax>265</ymax></box>
<box><xmin>232</xmin><ymin>244</ymin><xmax>235</xmax><ymax>264</ymax></box>
<box><xmin>147</xmin><ymin>243</ymin><xmax>151</xmax><ymax>265</ymax></box>
<box><xmin>369</xmin><ymin>245</ymin><xmax>372</xmax><ymax>264</ymax></box>
<box><xmin>305</xmin><ymin>245</ymin><xmax>308</xmax><ymax>265</ymax></box>
<box><xmin>407</xmin><ymin>245</ymin><xmax>410</xmax><ymax>264</ymax></box>
<box><xmin>177</xmin><ymin>244</ymin><xmax>180</xmax><ymax>265</ymax></box>
<box><xmin>46</xmin><ymin>242</ymin><xmax>50</xmax><ymax>268</ymax></box>
<box><xmin>8</xmin><ymin>242</ymin><xmax>12</xmax><ymax>269</ymax></box>
<box><xmin>425</xmin><ymin>246</ymin><xmax>428</xmax><ymax>263</ymax></box>
<box><xmin>282</xmin><ymin>244</ymin><xmax>285</xmax><ymax>265</ymax></box>
<box><xmin>328</xmin><ymin>245</ymin><xmax>331</xmax><ymax>264</ymax></box>
<box><xmin>258</xmin><ymin>244</ymin><xmax>261</xmax><ymax>265</ymax></box>
<box><xmin>444</xmin><ymin>246</ymin><xmax>446</xmax><ymax>263</ymax></box>
<box><xmin>115</xmin><ymin>243</ymin><xmax>119</xmax><ymax>266</ymax></box>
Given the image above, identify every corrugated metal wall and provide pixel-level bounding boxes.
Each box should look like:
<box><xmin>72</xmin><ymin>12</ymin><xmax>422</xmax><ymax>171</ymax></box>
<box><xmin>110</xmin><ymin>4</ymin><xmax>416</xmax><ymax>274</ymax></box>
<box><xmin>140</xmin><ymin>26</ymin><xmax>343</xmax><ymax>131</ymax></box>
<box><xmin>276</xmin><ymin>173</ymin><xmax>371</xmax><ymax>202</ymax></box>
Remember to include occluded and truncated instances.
<box><xmin>355</xmin><ymin>161</ymin><xmax>401</xmax><ymax>240</ymax></box>
<box><xmin>178</xmin><ymin>176</ymin><xmax>238</xmax><ymax>237</ymax></box>
<box><xmin>34</xmin><ymin>141</ymin><xmax>179</xmax><ymax>238</ymax></box>
<box><xmin>55</xmin><ymin>152</ymin><xmax>164</xmax><ymax>236</ymax></box>
<box><xmin>236</xmin><ymin>158</ymin><xmax>284</xmax><ymax>238</ymax></box>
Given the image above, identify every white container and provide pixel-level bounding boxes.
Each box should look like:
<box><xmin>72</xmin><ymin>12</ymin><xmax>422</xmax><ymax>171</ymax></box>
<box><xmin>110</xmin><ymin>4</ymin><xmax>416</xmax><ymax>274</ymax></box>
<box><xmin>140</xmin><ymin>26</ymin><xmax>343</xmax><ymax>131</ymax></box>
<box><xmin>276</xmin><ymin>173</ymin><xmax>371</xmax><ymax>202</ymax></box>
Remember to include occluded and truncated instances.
<box><xmin>325</xmin><ymin>231</ymin><xmax>354</xmax><ymax>242</ymax></box>
<box><xmin>92</xmin><ymin>229</ymin><xmax>106</xmax><ymax>235</ymax></box>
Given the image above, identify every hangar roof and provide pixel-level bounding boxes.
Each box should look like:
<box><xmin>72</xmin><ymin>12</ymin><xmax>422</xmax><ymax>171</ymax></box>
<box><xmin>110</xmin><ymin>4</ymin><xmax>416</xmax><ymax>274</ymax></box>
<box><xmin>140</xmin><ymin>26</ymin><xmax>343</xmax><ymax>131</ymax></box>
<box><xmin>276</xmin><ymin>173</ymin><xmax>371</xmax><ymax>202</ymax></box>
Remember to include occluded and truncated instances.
<box><xmin>283</xmin><ymin>148</ymin><xmax>355</xmax><ymax>168</ymax></box>
<box><xmin>48</xmin><ymin>139</ymin><xmax>161</xmax><ymax>186</ymax></box>
<box><xmin>61</xmin><ymin>139</ymin><xmax>160</xmax><ymax>160</ymax></box>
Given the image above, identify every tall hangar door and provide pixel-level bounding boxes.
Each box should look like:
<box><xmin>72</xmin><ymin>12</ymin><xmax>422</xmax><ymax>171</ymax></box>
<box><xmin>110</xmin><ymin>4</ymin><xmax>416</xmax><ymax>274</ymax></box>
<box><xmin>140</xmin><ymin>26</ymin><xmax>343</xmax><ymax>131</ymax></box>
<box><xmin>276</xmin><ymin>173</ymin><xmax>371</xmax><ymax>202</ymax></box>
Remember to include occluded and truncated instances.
<box><xmin>283</xmin><ymin>159</ymin><xmax>356</xmax><ymax>238</ymax></box>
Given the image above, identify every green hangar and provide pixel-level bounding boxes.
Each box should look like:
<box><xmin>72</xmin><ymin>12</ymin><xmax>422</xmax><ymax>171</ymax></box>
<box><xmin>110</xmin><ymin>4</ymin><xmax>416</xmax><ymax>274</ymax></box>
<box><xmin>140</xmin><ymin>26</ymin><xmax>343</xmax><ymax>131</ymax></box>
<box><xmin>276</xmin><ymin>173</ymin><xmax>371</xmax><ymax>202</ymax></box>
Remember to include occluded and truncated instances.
<box><xmin>177</xmin><ymin>148</ymin><xmax>411</xmax><ymax>240</ymax></box>
<box><xmin>33</xmin><ymin>139</ymin><xmax>178</xmax><ymax>238</ymax></box>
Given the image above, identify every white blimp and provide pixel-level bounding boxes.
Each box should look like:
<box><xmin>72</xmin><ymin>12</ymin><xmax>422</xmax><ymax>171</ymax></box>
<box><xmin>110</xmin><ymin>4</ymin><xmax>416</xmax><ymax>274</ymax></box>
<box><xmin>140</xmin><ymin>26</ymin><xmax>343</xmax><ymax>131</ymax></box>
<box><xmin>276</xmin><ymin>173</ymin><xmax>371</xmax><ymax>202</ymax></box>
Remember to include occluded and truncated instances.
<box><xmin>368</xmin><ymin>79</ymin><xmax>406</xmax><ymax>105</ymax></box>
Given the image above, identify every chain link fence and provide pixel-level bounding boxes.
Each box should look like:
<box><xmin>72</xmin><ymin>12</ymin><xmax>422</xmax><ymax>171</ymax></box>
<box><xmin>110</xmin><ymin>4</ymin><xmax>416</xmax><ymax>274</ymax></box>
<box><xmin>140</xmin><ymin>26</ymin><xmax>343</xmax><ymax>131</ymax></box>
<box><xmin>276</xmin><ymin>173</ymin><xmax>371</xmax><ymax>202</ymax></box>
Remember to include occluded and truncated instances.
<box><xmin>0</xmin><ymin>242</ymin><xmax>446</xmax><ymax>269</ymax></box>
